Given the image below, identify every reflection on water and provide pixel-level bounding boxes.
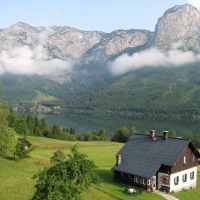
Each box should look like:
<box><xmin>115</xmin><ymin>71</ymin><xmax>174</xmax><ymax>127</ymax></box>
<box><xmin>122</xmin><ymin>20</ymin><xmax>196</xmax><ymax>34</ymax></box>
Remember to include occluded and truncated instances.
<box><xmin>44</xmin><ymin>111</ymin><xmax>200</xmax><ymax>138</ymax></box>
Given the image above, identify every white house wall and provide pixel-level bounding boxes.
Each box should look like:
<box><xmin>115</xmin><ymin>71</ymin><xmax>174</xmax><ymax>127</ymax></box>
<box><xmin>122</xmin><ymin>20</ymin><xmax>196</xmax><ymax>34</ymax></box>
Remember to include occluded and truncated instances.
<box><xmin>158</xmin><ymin>166</ymin><xmax>197</xmax><ymax>192</ymax></box>
<box><xmin>170</xmin><ymin>166</ymin><xmax>197</xmax><ymax>192</ymax></box>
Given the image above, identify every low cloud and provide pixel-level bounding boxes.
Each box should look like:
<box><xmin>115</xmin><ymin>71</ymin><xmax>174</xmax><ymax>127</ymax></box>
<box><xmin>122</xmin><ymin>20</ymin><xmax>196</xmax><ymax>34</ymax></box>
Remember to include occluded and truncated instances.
<box><xmin>187</xmin><ymin>0</ymin><xmax>200</xmax><ymax>10</ymax></box>
<box><xmin>108</xmin><ymin>47</ymin><xmax>200</xmax><ymax>76</ymax></box>
<box><xmin>0</xmin><ymin>28</ymin><xmax>72</xmax><ymax>75</ymax></box>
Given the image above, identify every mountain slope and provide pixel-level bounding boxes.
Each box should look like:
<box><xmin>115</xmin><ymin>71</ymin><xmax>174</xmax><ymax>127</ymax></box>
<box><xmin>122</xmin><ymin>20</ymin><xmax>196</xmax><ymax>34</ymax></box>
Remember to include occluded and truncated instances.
<box><xmin>1</xmin><ymin>3</ymin><xmax>200</xmax><ymax>109</ymax></box>
<box><xmin>58</xmin><ymin>64</ymin><xmax>200</xmax><ymax>116</ymax></box>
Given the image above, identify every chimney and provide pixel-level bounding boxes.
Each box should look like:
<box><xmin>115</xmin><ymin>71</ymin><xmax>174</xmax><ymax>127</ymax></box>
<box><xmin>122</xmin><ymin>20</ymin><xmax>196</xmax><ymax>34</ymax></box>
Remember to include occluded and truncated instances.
<box><xmin>163</xmin><ymin>131</ymin><xmax>169</xmax><ymax>140</ymax></box>
<box><xmin>116</xmin><ymin>154</ymin><xmax>122</xmax><ymax>166</ymax></box>
<box><xmin>150</xmin><ymin>130</ymin><xmax>155</xmax><ymax>138</ymax></box>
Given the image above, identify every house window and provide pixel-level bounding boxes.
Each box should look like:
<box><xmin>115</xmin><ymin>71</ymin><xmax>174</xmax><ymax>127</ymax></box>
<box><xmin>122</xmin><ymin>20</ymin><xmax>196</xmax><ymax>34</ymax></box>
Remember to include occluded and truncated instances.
<box><xmin>183</xmin><ymin>156</ymin><xmax>187</xmax><ymax>164</ymax></box>
<box><xmin>147</xmin><ymin>179</ymin><xmax>151</xmax><ymax>185</ymax></box>
<box><xmin>190</xmin><ymin>171</ymin><xmax>194</xmax><ymax>179</ymax></box>
<box><xmin>134</xmin><ymin>176</ymin><xmax>139</xmax><ymax>183</ymax></box>
<box><xmin>182</xmin><ymin>174</ymin><xmax>187</xmax><ymax>182</ymax></box>
<box><xmin>140</xmin><ymin>178</ymin><xmax>145</xmax><ymax>184</ymax></box>
<box><xmin>160</xmin><ymin>175</ymin><xmax>170</xmax><ymax>185</ymax></box>
<box><xmin>174</xmin><ymin>176</ymin><xmax>179</xmax><ymax>185</ymax></box>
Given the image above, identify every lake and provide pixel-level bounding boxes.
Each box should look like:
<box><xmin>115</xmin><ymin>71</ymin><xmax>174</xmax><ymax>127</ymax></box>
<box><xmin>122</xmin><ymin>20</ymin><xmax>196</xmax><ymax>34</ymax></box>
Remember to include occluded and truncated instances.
<box><xmin>43</xmin><ymin>111</ymin><xmax>200</xmax><ymax>138</ymax></box>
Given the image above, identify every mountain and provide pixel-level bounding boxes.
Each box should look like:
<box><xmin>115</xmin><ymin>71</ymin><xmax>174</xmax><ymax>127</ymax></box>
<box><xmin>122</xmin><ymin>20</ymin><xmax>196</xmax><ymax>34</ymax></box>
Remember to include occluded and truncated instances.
<box><xmin>0</xmin><ymin>22</ymin><xmax>152</xmax><ymax>64</ymax></box>
<box><xmin>1</xmin><ymin>3</ymin><xmax>200</xmax><ymax>109</ymax></box>
<box><xmin>146</xmin><ymin>4</ymin><xmax>200</xmax><ymax>50</ymax></box>
<box><xmin>0</xmin><ymin>4</ymin><xmax>199</xmax><ymax>65</ymax></box>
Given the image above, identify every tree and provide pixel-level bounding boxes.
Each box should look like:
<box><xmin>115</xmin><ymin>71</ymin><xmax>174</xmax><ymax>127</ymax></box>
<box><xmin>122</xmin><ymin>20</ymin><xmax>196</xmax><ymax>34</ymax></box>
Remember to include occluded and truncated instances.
<box><xmin>39</xmin><ymin>117</ymin><xmax>48</xmax><ymax>135</ymax></box>
<box><xmin>0</xmin><ymin>100</ymin><xmax>17</xmax><ymax>157</ymax></box>
<box><xmin>14</xmin><ymin>138</ymin><xmax>32</xmax><ymax>159</ymax></box>
<box><xmin>0</xmin><ymin>127</ymin><xmax>17</xmax><ymax>157</ymax></box>
<box><xmin>98</xmin><ymin>128</ymin><xmax>106</xmax><ymax>141</ymax></box>
<box><xmin>52</xmin><ymin>124</ymin><xmax>61</xmax><ymax>138</ymax></box>
<box><xmin>34</xmin><ymin>116</ymin><xmax>39</xmax><ymax>127</ymax></box>
<box><xmin>14</xmin><ymin>115</ymin><xmax>29</xmax><ymax>136</ymax></box>
<box><xmin>26</xmin><ymin>113</ymin><xmax>35</xmax><ymax>135</ymax></box>
<box><xmin>129</xmin><ymin>126</ymin><xmax>137</xmax><ymax>135</ymax></box>
<box><xmin>32</xmin><ymin>145</ymin><xmax>100</xmax><ymax>200</ymax></box>
<box><xmin>169</xmin><ymin>129</ymin><xmax>176</xmax><ymax>137</ymax></box>
<box><xmin>111</xmin><ymin>127</ymin><xmax>130</xmax><ymax>143</ymax></box>
<box><xmin>50</xmin><ymin>149</ymin><xmax>66</xmax><ymax>164</ymax></box>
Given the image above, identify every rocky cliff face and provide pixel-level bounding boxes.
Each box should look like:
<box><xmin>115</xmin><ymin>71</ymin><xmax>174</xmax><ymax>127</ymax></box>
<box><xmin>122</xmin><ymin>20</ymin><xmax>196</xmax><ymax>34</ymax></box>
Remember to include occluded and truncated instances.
<box><xmin>0</xmin><ymin>22</ymin><xmax>105</xmax><ymax>62</ymax></box>
<box><xmin>0</xmin><ymin>22</ymin><xmax>152</xmax><ymax>65</ymax></box>
<box><xmin>80</xmin><ymin>29</ymin><xmax>152</xmax><ymax>64</ymax></box>
<box><xmin>146</xmin><ymin>4</ymin><xmax>200</xmax><ymax>50</ymax></box>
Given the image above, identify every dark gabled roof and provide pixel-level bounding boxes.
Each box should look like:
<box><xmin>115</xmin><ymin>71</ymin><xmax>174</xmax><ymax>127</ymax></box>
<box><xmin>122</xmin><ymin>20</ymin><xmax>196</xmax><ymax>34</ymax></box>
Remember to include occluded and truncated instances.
<box><xmin>112</xmin><ymin>134</ymin><xmax>199</xmax><ymax>179</ymax></box>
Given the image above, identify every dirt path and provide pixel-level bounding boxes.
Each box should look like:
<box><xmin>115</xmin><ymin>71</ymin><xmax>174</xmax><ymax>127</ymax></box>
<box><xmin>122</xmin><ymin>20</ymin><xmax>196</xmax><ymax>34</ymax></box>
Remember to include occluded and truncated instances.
<box><xmin>154</xmin><ymin>190</ymin><xmax>179</xmax><ymax>200</ymax></box>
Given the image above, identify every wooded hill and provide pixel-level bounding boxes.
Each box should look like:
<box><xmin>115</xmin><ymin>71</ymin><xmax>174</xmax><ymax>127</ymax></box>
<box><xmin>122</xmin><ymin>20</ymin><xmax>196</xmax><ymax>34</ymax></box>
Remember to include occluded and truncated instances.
<box><xmin>55</xmin><ymin>63</ymin><xmax>200</xmax><ymax>117</ymax></box>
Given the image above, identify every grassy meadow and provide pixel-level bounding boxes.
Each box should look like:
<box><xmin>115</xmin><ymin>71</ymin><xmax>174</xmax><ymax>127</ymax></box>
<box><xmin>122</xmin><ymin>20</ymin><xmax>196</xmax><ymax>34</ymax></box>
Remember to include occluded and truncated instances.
<box><xmin>0</xmin><ymin>136</ymin><xmax>199</xmax><ymax>200</ymax></box>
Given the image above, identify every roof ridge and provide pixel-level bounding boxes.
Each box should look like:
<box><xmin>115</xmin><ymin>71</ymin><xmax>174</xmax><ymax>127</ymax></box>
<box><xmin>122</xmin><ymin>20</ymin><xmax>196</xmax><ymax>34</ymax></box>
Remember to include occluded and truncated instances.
<box><xmin>134</xmin><ymin>133</ymin><xmax>190</xmax><ymax>141</ymax></box>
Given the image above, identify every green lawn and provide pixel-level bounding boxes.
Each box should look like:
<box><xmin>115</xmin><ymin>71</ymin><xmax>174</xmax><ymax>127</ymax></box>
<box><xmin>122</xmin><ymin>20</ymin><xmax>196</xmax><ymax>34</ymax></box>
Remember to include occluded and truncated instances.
<box><xmin>1</xmin><ymin>136</ymin><xmax>197</xmax><ymax>200</ymax></box>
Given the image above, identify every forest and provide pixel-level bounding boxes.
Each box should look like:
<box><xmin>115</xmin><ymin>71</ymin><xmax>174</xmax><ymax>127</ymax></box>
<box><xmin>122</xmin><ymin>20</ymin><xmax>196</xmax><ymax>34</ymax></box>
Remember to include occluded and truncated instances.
<box><xmin>52</xmin><ymin>64</ymin><xmax>200</xmax><ymax>117</ymax></box>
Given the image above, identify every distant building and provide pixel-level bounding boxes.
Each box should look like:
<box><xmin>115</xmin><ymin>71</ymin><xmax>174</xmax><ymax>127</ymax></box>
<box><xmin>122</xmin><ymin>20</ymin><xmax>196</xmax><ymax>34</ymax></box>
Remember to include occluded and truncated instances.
<box><xmin>18</xmin><ymin>138</ymin><xmax>32</xmax><ymax>150</ymax></box>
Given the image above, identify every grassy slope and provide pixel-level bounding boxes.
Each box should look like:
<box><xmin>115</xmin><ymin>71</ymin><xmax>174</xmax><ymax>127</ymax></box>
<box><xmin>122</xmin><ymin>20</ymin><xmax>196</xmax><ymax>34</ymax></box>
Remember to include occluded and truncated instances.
<box><xmin>0</xmin><ymin>136</ymin><xmax>166</xmax><ymax>200</ymax></box>
<box><xmin>33</xmin><ymin>90</ymin><xmax>58</xmax><ymax>104</ymax></box>
<box><xmin>2</xmin><ymin>136</ymin><xmax>200</xmax><ymax>200</ymax></box>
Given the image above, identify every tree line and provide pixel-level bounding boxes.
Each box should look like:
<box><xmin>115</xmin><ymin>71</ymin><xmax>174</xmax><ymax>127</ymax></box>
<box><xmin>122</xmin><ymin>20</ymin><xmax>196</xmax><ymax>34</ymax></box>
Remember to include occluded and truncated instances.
<box><xmin>7</xmin><ymin>109</ymin><xmax>107</xmax><ymax>141</ymax></box>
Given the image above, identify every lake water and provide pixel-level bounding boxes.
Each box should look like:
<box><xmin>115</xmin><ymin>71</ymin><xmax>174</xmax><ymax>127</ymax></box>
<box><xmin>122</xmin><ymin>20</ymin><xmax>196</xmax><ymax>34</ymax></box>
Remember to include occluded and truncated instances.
<box><xmin>44</xmin><ymin>111</ymin><xmax>200</xmax><ymax>138</ymax></box>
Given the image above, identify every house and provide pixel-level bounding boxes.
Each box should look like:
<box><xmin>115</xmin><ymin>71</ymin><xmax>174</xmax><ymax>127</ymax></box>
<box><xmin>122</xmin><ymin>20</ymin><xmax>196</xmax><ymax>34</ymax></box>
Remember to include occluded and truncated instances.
<box><xmin>18</xmin><ymin>138</ymin><xmax>32</xmax><ymax>150</ymax></box>
<box><xmin>111</xmin><ymin>130</ymin><xmax>200</xmax><ymax>192</ymax></box>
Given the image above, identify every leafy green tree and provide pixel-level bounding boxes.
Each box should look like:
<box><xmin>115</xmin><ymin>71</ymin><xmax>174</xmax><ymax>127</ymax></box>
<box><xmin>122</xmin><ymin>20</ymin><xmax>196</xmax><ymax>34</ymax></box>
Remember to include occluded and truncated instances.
<box><xmin>50</xmin><ymin>149</ymin><xmax>66</xmax><ymax>164</ymax></box>
<box><xmin>0</xmin><ymin>127</ymin><xmax>17</xmax><ymax>157</ymax></box>
<box><xmin>0</xmin><ymin>100</ymin><xmax>17</xmax><ymax>157</ymax></box>
<box><xmin>14</xmin><ymin>115</ymin><xmax>29</xmax><ymax>136</ymax></box>
<box><xmin>98</xmin><ymin>128</ymin><xmax>106</xmax><ymax>141</ymax></box>
<box><xmin>169</xmin><ymin>129</ymin><xmax>177</xmax><ymax>137</ymax></box>
<box><xmin>32</xmin><ymin>145</ymin><xmax>100</xmax><ymax>200</ymax></box>
<box><xmin>7</xmin><ymin>108</ymin><xmax>16</xmax><ymax>128</ymax></box>
<box><xmin>129</xmin><ymin>126</ymin><xmax>137</xmax><ymax>135</ymax></box>
<box><xmin>14</xmin><ymin>138</ymin><xmax>32</xmax><ymax>159</ymax></box>
<box><xmin>142</xmin><ymin>129</ymin><xmax>149</xmax><ymax>134</ymax></box>
<box><xmin>111</xmin><ymin>127</ymin><xmax>130</xmax><ymax>143</ymax></box>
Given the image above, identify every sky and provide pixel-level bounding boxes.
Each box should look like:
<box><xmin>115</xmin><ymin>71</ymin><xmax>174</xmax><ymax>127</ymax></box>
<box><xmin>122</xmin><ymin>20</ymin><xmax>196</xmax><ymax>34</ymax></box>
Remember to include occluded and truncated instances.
<box><xmin>0</xmin><ymin>0</ymin><xmax>200</xmax><ymax>76</ymax></box>
<box><xmin>0</xmin><ymin>0</ymin><xmax>198</xmax><ymax>33</ymax></box>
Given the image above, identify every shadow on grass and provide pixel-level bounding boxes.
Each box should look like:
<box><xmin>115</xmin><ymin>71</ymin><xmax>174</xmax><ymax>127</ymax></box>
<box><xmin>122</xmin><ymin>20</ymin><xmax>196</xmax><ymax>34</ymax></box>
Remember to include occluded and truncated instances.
<box><xmin>0</xmin><ymin>155</ymin><xmax>16</xmax><ymax>161</ymax></box>
<box><xmin>94</xmin><ymin>168</ymin><xmax>142</xmax><ymax>199</ymax></box>
<box><xmin>95</xmin><ymin>168</ymin><xmax>115</xmax><ymax>183</ymax></box>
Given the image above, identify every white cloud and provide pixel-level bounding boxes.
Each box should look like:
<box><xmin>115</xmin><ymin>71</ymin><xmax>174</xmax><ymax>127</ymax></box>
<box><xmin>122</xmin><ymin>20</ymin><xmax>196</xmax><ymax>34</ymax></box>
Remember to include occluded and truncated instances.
<box><xmin>187</xmin><ymin>0</ymin><xmax>200</xmax><ymax>10</ymax></box>
<box><xmin>108</xmin><ymin>47</ymin><xmax>200</xmax><ymax>76</ymax></box>
<box><xmin>0</xmin><ymin>28</ymin><xmax>72</xmax><ymax>75</ymax></box>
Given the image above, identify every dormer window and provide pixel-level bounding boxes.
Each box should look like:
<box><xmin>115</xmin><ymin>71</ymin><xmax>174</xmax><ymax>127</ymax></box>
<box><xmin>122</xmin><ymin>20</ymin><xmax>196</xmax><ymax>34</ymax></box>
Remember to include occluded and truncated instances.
<box><xmin>184</xmin><ymin>156</ymin><xmax>187</xmax><ymax>164</ymax></box>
